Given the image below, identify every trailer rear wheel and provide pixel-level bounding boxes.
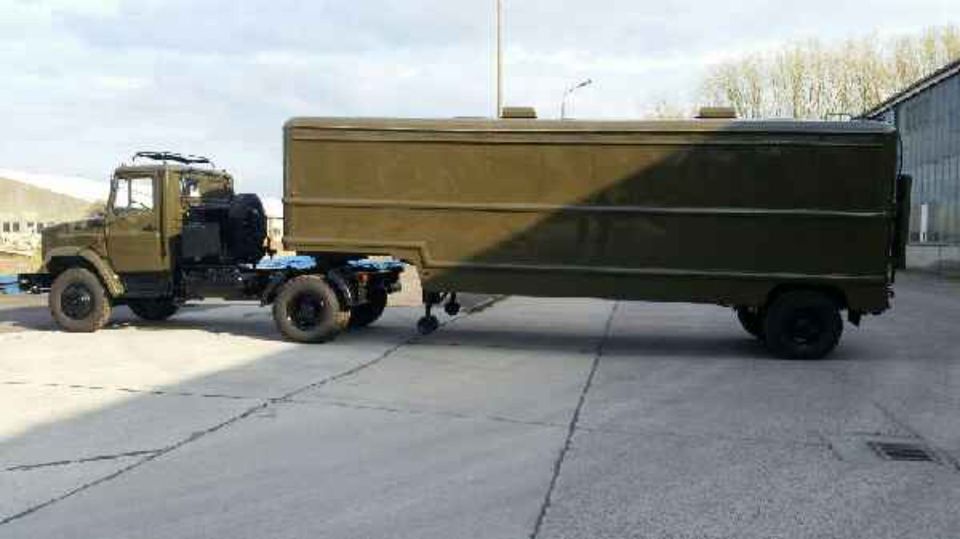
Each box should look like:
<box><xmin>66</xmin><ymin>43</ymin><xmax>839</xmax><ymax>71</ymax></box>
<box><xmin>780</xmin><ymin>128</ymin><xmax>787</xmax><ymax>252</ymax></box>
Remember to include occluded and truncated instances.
<box><xmin>49</xmin><ymin>268</ymin><xmax>112</xmax><ymax>333</ymax></box>
<box><xmin>763</xmin><ymin>290</ymin><xmax>842</xmax><ymax>360</ymax></box>
<box><xmin>735</xmin><ymin>307</ymin><xmax>764</xmax><ymax>340</ymax></box>
<box><xmin>272</xmin><ymin>276</ymin><xmax>348</xmax><ymax>343</ymax></box>
<box><xmin>128</xmin><ymin>298</ymin><xmax>179</xmax><ymax>321</ymax></box>
<box><xmin>348</xmin><ymin>288</ymin><xmax>388</xmax><ymax>329</ymax></box>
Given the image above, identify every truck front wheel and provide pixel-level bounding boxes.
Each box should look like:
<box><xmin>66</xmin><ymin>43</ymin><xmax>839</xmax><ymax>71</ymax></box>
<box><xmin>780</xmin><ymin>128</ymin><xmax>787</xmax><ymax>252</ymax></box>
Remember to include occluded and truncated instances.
<box><xmin>128</xmin><ymin>299</ymin><xmax>179</xmax><ymax>321</ymax></box>
<box><xmin>763</xmin><ymin>290</ymin><xmax>842</xmax><ymax>360</ymax></box>
<box><xmin>272</xmin><ymin>276</ymin><xmax>349</xmax><ymax>343</ymax></box>
<box><xmin>49</xmin><ymin>268</ymin><xmax>112</xmax><ymax>332</ymax></box>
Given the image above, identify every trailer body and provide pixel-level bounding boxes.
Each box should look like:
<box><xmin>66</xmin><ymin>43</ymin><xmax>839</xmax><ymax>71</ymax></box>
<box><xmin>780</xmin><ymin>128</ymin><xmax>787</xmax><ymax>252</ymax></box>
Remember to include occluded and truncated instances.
<box><xmin>284</xmin><ymin>118</ymin><xmax>903</xmax><ymax>317</ymax></box>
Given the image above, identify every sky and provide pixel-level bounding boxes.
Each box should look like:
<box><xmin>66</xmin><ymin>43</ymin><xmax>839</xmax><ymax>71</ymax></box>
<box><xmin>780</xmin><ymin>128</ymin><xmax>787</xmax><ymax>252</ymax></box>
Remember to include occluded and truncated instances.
<box><xmin>2</xmin><ymin>0</ymin><xmax>959</xmax><ymax>197</ymax></box>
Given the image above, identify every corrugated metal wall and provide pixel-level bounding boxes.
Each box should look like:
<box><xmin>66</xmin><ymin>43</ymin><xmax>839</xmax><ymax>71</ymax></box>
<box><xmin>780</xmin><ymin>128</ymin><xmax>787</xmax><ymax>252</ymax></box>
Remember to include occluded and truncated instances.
<box><xmin>892</xmin><ymin>74</ymin><xmax>960</xmax><ymax>244</ymax></box>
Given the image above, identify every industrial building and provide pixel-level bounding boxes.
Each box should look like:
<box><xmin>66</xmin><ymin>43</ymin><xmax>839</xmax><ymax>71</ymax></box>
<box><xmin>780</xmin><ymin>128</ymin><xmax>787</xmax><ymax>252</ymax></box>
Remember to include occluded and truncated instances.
<box><xmin>0</xmin><ymin>174</ymin><xmax>101</xmax><ymax>274</ymax></box>
<box><xmin>865</xmin><ymin>58</ymin><xmax>960</xmax><ymax>273</ymax></box>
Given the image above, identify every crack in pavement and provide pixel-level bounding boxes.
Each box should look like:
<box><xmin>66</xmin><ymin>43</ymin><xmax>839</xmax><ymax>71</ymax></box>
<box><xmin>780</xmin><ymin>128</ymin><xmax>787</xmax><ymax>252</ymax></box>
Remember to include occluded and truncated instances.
<box><xmin>0</xmin><ymin>295</ymin><xmax>502</xmax><ymax>527</ymax></box>
<box><xmin>529</xmin><ymin>300</ymin><xmax>619</xmax><ymax>539</ymax></box>
<box><xmin>574</xmin><ymin>423</ymin><xmax>832</xmax><ymax>450</ymax></box>
<box><xmin>286</xmin><ymin>397</ymin><xmax>569</xmax><ymax>431</ymax></box>
<box><xmin>4</xmin><ymin>450</ymin><xmax>164</xmax><ymax>473</ymax></box>
<box><xmin>0</xmin><ymin>380</ymin><xmax>259</xmax><ymax>401</ymax></box>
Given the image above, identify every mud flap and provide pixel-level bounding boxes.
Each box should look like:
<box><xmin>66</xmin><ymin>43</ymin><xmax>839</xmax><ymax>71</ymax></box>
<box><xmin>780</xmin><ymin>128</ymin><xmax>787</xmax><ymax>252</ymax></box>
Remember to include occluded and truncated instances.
<box><xmin>892</xmin><ymin>174</ymin><xmax>912</xmax><ymax>272</ymax></box>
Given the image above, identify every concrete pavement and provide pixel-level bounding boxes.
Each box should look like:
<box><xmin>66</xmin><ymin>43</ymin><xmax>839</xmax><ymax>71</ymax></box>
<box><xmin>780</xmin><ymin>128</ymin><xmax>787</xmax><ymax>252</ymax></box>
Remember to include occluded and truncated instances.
<box><xmin>0</xmin><ymin>274</ymin><xmax>958</xmax><ymax>538</ymax></box>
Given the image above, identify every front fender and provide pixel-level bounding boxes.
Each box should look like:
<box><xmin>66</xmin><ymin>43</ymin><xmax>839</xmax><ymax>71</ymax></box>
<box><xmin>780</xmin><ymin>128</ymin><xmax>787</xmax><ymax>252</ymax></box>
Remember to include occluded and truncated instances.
<box><xmin>45</xmin><ymin>247</ymin><xmax>125</xmax><ymax>297</ymax></box>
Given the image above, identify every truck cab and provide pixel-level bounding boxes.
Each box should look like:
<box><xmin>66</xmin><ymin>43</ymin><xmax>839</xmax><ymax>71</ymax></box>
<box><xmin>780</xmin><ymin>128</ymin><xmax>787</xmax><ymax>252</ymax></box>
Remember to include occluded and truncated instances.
<box><xmin>19</xmin><ymin>151</ymin><xmax>403</xmax><ymax>341</ymax></box>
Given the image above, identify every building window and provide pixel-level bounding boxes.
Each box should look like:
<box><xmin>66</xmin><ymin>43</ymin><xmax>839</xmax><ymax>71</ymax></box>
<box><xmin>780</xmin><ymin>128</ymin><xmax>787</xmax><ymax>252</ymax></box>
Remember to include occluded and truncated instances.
<box><xmin>12</xmin><ymin>222</ymin><xmax>20</xmax><ymax>233</ymax></box>
<box><xmin>1</xmin><ymin>222</ymin><xmax>9</xmax><ymax>233</ymax></box>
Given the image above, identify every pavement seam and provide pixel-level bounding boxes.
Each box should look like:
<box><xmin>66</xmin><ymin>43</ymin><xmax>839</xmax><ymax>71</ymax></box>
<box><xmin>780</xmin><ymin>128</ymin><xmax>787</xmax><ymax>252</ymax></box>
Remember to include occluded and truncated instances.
<box><xmin>0</xmin><ymin>380</ymin><xmax>258</xmax><ymax>401</ymax></box>
<box><xmin>283</xmin><ymin>397</ymin><xmax>568</xmax><ymax>430</ymax></box>
<box><xmin>529</xmin><ymin>300</ymin><xmax>619</xmax><ymax>539</ymax></box>
<box><xmin>0</xmin><ymin>296</ymin><xmax>503</xmax><ymax>527</ymax></box>
<box><xmin>0</xmin><ymin>348</ymin><xmax>402</xmax><ymax>527</ymax></box>
<box><xmin>575</xmin><ymin>423</ymin><xmax>830</xmax><ymax>449</ymax></box>
<box><xmin>464</xmin><ymin>295</ymin><xmax>508</xmax><ymax>314</ymax></box>
<box><xmin>3</xmin><ymin>450</ymin><xmax>164</xmax><ymax>473</ymax></box>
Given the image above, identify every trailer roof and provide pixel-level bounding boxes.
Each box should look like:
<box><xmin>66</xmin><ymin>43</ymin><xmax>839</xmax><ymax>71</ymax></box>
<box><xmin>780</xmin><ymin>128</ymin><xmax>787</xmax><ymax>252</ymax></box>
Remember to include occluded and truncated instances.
<box><xmin>286</xmin><ymin>117</ymin><xmax>894</xmax><ymax>135</ymax></box>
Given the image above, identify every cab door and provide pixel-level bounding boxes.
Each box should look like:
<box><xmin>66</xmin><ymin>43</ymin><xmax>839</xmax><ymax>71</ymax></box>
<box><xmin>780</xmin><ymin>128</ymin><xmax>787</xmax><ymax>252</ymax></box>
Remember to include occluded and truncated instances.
<box><xmin>106</xmin><ymin>173</ymin><xmax>167</xmax><ymax>273</ymax></box>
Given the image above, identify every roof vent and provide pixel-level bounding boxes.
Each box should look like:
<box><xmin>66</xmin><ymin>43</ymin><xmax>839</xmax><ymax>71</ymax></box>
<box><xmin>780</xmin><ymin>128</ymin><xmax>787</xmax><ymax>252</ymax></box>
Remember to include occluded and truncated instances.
<box><xmin>500</xmin><ymin>106</ymin><xmax>538</xmax><ymax>119</ymax></box>
<box><xmin>696</xmin><ymin>107</ymin><xmax>737</xmax><ymax>119</ymax></box>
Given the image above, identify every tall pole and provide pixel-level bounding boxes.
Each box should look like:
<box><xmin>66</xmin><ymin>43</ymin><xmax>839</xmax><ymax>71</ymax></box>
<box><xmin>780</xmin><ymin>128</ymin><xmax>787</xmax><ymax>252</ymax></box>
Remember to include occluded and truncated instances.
<box><xmin>496</xmin><ymin>0</ymin><xmax>503</xmax><ymax>118</ymax></box>
<box><xmin>560</xmin><ymin>79</ymin><xmax>593</xmax><ymax>120</ymax></box>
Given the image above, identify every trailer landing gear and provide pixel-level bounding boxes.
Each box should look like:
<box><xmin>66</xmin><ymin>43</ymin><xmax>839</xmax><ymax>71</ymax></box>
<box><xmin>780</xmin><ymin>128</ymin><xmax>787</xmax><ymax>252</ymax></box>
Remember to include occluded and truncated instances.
<box><xmin>417</xmin><ymin>315</ymin><xmax>440</xmax><ymax>335</ymax></box>
<box><xmin>417</xmin><ymin>292</ymin><xmax>461</xmax><ymax>335</ymax></box>
<box><xmin>444</xmin><ymin>293</ymin><xmax>461</xmax><ymax>316</ymax></box>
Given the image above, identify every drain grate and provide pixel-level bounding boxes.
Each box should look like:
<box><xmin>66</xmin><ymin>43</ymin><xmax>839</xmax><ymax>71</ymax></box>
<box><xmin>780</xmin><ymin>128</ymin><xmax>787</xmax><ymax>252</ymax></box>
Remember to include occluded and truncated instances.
<box><xmin>868</xmin><ymin>441</ymin><xmax>938</xmax><ymax>462</ymax></box>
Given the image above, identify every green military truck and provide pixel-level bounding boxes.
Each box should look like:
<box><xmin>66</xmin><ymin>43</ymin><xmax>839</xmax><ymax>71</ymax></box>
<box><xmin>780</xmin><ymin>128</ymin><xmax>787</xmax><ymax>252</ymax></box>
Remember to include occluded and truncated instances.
<box><xmin>18</xmin><ymin>152</ymin><xmax>403</xmax><ymax>343</ymax></box>
<box><xmin>22</xmin><ymin>117</ymin><xmax>910</xmax><ymax>359</ymax></box>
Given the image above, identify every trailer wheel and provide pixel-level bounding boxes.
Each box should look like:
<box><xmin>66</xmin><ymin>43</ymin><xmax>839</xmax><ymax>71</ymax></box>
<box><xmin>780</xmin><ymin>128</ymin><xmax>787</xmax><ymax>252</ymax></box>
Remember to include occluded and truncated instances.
<box><xmin>735</xmin><ymin>307</ymin><xmax>764</xmax><ymax>340</ymax></box>
<box><xmin>417</xmin><ymin>315</ymin><xmax>439</xmax><ymax>335</ymax></box>
<box><xmin>272</xmin><ymin>276</ymin><xmax>348</xmax><ymax>343</ymax></box>
<box><xmin>763</xmin><ymin>290</ymin><xmax>842</xmax><ymax>360</ymax></box>
<box><xmin>49</xmin><ymin>268</ymin><xmax>112</xmax><ymax>332</ymax></box>
<box><xmin>128</xmin><ymin>298</ymin><xmax>179</xmax><ymax>321</ymax></box>
<box><xmin>348</xmin><ymin>288</ymin><xmax>388</xmax><ymax>329</ymax></box>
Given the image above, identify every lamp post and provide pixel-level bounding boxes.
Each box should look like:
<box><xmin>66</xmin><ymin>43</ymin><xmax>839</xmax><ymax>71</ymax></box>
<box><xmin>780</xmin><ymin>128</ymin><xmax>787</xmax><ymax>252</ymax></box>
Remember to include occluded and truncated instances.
<box><xmin>495</xmin><ymin>0</ymin><xmax>503</xmax><ymax>118</ymax></box>
<box><xmin>560</xmin><ymin>78</ymin><xmax>593</xmax><ymax>120</ymax></box>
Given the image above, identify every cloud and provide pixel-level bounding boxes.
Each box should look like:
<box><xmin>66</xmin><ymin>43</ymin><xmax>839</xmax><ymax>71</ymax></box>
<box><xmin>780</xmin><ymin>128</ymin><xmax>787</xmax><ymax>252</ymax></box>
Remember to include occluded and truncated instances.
<box><xmin>1</xmin><ymin>0</ymin><xmax>959</xmax><ymax>196</ymax></box>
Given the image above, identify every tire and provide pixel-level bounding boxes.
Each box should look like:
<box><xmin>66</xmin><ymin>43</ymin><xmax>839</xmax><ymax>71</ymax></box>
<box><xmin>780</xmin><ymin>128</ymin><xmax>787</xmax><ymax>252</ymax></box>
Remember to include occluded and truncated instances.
<box><xmin>348</xmin><ymin>288</ymin><xmax>388</xmax><ymax>329</ymax></box>
<box><xmin>226</xmin><ymin>194</ymin><xmax>267</xmax><ymax>264</ymax></box>
<box><xmin>272</xmin><ymin>275</ymin><xmax>349</xmax><ymax>343</ymax></box>
<box><xmin>735</xmin><ymin>307</ymin><xmax>764</xmax><ymax>340</ymax></box>
<box><xmin>49</xmin><ymin>268</ymin><xmax>112</xmax><ymax>332</ymax></box>
<box><xmin>763</xmin><ymin>290</ymin><xmax>843</xmax><ymax>360</ymax></box>
<box><xmin>417</xmin><ymin>315</ymin><xmax>439</xmax><ymax>335</ymax></box>
<box><xmin>128</xmin><ymin>298</ymin><xmax>179</xmax><ymax>321</ymax></box>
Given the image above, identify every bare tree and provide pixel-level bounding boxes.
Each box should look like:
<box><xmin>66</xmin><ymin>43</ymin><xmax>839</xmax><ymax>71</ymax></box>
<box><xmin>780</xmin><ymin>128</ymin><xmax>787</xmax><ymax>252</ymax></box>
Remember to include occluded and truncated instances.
<box><xmin>696</xmin><ymin>24</ymin><xmax>960</xmax><ymax>120</ymax></box>
<box><xmin>648</xmin><ymin>100</ymin><xmax>692</xmax><ymax>120</ymax></box>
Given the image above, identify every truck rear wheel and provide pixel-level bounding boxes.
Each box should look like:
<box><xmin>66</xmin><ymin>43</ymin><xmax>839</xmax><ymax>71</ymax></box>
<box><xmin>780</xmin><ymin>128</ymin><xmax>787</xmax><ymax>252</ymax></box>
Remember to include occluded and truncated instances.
<box><xmin>272</xmin><ymin>275</ymin><xmax>349</xmax><ymax>343</ymax></box>
<box><xmin>763</xmin><ymin>290</ymin><xmax>842</xmax><ymax>360</ymax></box>
<box><xmin>49</xmin><ymin>268</ymin><xmax>112</xmax><ymax>333</ymax></box>
<box><xmin>348</xmin><ymin>288</ymin><xmax>388</xmax><ymax>329</ymax></box>
<box><xmin>128</xmin><ymin>298</ymin><xmax>179</xmax><ymax>321</ymax></box>
<box><xmin>735</xmin><ymin>307</ymin><xmax>764</xmax><ymax>340</ymax></box>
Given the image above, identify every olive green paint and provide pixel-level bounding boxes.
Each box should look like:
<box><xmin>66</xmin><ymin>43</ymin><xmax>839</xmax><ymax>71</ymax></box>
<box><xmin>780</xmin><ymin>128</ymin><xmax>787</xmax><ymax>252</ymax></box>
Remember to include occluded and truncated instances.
<box><xmin>39</xmin><ymin>162</ymin><xmax>237</xmax><ymax>297</ymax></box>
<box><xmin>284</xmin><ymin>117</ymin><xmax>901</xmax><ymax>313</ymax></box>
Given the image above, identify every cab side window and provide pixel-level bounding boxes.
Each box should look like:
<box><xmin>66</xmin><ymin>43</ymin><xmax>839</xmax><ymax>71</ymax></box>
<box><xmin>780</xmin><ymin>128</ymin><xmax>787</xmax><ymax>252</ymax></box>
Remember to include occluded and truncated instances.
<box><xmin>112</xmin><ymin>177</ymin><xmax>155</xmax><ymax>214</ymax></box>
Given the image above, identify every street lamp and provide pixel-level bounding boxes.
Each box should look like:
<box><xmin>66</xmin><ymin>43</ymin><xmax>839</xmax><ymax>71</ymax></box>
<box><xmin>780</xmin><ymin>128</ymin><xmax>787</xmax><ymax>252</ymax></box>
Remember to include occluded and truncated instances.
<box><xmin>560</xmin><ymin>78</ymin><xmax>593</xmax><ymax>120</ymax></box>
<box><xmin>495</xmin><ymin>0</ymin><xmax>503</xmax><ymax>118</ymax></box>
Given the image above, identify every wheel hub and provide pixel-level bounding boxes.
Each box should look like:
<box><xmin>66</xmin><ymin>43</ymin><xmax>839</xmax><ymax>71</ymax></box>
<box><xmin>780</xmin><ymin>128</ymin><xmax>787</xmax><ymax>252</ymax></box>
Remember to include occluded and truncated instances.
<box><xmin>61</xmin><ymin>283</ymin><xmax>94</xmax><ymax>320</ymax></box>
<box><xmin>788</xmin><ymin>309</ymin><xmax>823</xmax><ymax>344</ymax></box>
<box><xmin>290</xmin><ymin>294</ymin><xmax>324</xmax><ymax>330</ymax></box>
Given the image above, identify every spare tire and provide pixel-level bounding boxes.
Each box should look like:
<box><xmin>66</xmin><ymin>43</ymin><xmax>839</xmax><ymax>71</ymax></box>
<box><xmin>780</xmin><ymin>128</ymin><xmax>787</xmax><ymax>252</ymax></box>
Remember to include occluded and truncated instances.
<box><xmin>225</xmin><ymin>193</ymin><xmax>267</xmax><ymax>264</ymax></box>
